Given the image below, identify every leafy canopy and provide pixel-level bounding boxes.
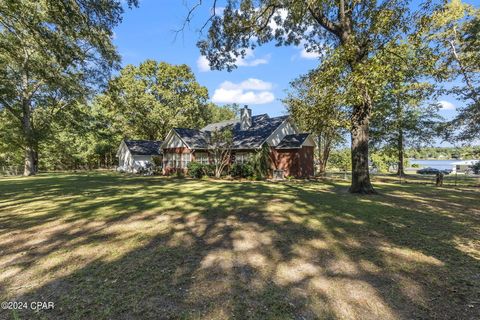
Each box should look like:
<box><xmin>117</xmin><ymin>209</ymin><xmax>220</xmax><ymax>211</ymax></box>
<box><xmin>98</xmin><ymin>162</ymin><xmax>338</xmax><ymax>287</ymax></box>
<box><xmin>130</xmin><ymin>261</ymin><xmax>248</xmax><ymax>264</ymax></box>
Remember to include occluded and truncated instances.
<box><xmin>104</xmin><ymin>60</ymin><xmax>235</xmax><ymax>141</ymax></box>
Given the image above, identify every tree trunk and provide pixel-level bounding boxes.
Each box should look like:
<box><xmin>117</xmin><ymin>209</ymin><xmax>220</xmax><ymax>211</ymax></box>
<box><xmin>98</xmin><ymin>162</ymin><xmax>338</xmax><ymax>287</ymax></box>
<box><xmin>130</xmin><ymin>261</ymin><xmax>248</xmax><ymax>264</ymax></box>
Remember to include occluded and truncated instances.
<box><xmin>349</xmin><ymin>104</ymin><xmax>376</xmax><ymax>194</ymax></box>
<box><xmin>397</xmin><ymin>129</ymin><xmax>405</xmax><ymax>176</ymax></box>
<box><xmin>23</xmin><ymin>146</ymin><xmax>36</xmax><ymax>176</ymax></box>
<box><xmin>317</xmin><ymin>135</ymin><xmax>331</xmax><ymax>175</ymax></box>
<box><xmin>321</xmin><ymin>138</ymin><xmax>332</xmax><ymax>175</ymax></box>
<box><xmin>22</xmin><ymin>101</ymin><xmax>37</xmax><ymax>176</ymax></box>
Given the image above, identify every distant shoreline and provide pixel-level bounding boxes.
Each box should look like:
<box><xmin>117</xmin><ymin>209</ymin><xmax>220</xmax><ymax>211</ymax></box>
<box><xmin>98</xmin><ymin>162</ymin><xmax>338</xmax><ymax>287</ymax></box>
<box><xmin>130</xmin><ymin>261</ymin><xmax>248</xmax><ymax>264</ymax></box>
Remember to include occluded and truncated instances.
<box><xmin>408</xmin><ymin>158</ymin><xmax>479</xmax><ymax>161</ymax></box>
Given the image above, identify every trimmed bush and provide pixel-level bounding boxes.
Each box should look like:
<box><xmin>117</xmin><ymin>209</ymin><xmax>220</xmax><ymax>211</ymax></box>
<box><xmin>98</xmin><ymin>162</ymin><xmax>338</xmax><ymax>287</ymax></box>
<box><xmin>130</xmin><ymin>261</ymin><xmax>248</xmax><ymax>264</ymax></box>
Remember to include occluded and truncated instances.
<box><xmin>230</xmin><ymin>163</ymin><xmax>254</xmax><ymax>178</ymax></box>
<box><xmin>187</xmin><ymin>162</ymin><xmax>207</xmax><ymax>178</ymax></box>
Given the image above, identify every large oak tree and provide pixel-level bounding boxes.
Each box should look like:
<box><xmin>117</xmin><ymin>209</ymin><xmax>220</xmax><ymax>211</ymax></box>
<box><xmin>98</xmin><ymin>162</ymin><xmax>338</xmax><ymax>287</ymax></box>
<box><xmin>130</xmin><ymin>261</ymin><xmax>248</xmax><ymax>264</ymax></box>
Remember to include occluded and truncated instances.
<box><xmin>0</xmin><ymin>0</ymin><xmax>137</xmax><ymax>175</ymax></box>
<box><xmin>188</xmin><ymin>0</ymin><xmax>414</xmax><ymax>193</ymax></box>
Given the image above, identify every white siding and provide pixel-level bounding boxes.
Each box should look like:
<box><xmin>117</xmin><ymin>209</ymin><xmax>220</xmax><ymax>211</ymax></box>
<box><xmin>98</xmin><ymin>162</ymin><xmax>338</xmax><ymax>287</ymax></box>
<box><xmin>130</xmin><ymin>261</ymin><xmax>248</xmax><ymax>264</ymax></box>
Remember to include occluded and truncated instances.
<box><xmin>302</xmin><ymin>135</ymin><xmax>316</xmax><ymax>147</ymax></box>
<box><xmin>132</xmin><ymin>155</ymin><xmax>153</xmax><ymax>162</ymax></box>
<box><xmin>163</xmin><ymin>132</ymin><xmax>188</xmax><ymax>148</ymax></box>
<box><xmin>116</xmin><ymin>141</ymin><xmax>156</xmax><ymax>173</ymax></box>
<box><xmin>266</xmin><ymin>119</ymin><xmax>297</xmax><ymax>146</ymax></box>
<box><xmin>117</xmin><ymin>141</ymin><xmax>133</xmax><ymax>168</ymax></box>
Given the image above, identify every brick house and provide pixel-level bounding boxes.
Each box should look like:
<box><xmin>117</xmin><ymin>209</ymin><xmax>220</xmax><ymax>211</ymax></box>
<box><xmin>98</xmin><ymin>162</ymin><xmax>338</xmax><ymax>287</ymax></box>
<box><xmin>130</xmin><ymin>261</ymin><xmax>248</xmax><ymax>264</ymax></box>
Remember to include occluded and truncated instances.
<box><xmin>161</xmin><ymin>106</ymin><xmax>315</xmax><ymax>178</ymax></box>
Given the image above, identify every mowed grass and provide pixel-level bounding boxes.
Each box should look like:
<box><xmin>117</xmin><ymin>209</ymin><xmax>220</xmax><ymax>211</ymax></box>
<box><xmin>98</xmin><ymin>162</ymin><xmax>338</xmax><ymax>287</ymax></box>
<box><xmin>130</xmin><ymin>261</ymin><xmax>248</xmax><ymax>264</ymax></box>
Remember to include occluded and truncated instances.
<box><xmin>0</xmin><ymin>173</ymin><xmax>479</xmax><ymax>320</ymax></box>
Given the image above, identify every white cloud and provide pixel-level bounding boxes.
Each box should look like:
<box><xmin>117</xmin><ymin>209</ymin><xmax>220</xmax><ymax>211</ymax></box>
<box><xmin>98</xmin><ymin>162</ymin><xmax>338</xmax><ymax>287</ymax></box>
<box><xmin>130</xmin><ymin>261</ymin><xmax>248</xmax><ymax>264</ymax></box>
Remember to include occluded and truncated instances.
<box><xmin>212</xmin><ymin>78</ymin><xmax>275</xmax><ymax>104</ymax></box>
<box><xmin>296</xmin><ymin>39</ymin><xmax>322</xmax><ymax>60</ymax></box>
<box><xmin>438</xmin><ymin>100</ymin><xmax>456</xmax><ymax>110</ymax></box>
<box><xmin>197</xmin><ymin>56</ymin><xmax>211</xmax><ymax>72</ymax></box>
<box><xmin>300</xmin><ymin>48</ymin><xmax>321</xmax><ymax>59</ymax></box>
<box><xmin>221</xmin><ymin>78</ymin><xmax>272</xmax><ymax>91</ymax></box>
<box><xmin>197</xmin><ymin>48</ymin><xmax>269</xmax><ymax>72</ymax></box>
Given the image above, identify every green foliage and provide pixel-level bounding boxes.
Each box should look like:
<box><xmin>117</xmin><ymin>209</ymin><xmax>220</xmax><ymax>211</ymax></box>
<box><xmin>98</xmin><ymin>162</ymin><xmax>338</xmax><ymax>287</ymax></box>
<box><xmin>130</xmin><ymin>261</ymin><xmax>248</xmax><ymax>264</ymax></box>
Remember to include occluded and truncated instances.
<box><xmin>0</xmin><ymin>110</ymin><xmax>23</xmax><ymax>168</ymax></box>
<box><xmin>206</xmin><ymin>103</ymin><xmax>239</xmax><ymax>124</ymax></box>
<box><xmin>327</xmin><ymin>149</ymin><xmax>352</xmax><ymax>172</ymax></box>
<box><xmin>369</xmin><ymin>40</ymin><xmax>443</xmax><ymax>174</ymax></box>
<box><xmin>284</xmin><ymin>68</ymin><xmax>347</xmax><ymax>173</ymax></box>
<box><xmin>187</xmin><ymin>162</ymin><xmax>208</xmax><ymax>179</ymax></box>
<box><xmin>209</xmin><ymin>128</ymin><xmax>234</xmax><ymax>178</ymax></box>
<box><xmin>0</xmin><ymin>0</ymin><xmax>137</xmax><ymax>175</ymax></box>
<box><xmin>151</xmin><ymin>156</ymin><xmax>163</xmax><ymax>167</ymax></box>
<box><xmin>36</xmin><ymin>101</ymin><xmax>121</xmax><ymax>171</ymax></box>
<box><xmin>175</xmin><ymin>170</ymin><xmax>185</xmax><ymax>178</ymax></box>
<box><xmin>192</xmin><ymin>0</ymin><xmax>431</xmax><ymax>192</ymax></box>
<box><xmin>420</xmin><ymin>1</ymin><xmax>480</xmax><ymax>141</ymax></box>
<box><xmin>151</xmin><ymin>156</ymin><xmax>163</xmax><ymax>175</ymax></box>
<box><xmin>250</xmin><ymin>144</ymin><xmax>271</xmax><ymax>179</ymax></box>
<box><xmin>472</xmin><ymin>162</ymin><xmax>480</xmax><ymax>174</ymax></box>
<box><xmin>370</xmin><ymin>151</ymin><xmax>397</xmax><ymax>173</ymax></box>
<box><xmin>105</xmin><ymin>60</ymin><xmax>211</xmax><ymax>140</ymax></box>
<box><xmin>230</xmin><ymin>163</ymin><xmax>254</xmax><ymax>178</ymax></box>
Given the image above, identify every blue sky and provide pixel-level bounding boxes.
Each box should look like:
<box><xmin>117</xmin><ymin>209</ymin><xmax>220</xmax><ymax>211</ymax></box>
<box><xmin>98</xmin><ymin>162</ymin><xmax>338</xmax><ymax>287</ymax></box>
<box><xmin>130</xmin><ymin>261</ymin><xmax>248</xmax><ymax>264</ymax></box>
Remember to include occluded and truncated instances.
<box><xmin>113</xmin><ymin>0</ymin><xmax>465</xmax><ymax>120</ymax></box>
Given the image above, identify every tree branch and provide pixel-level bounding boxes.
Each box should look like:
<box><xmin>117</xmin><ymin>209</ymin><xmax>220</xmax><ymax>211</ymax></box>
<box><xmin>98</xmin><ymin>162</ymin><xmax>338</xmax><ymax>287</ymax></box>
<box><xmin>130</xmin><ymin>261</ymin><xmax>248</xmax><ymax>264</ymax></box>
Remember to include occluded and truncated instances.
<box><xmin>0</xmin><ymin>99</ymin><xmax>22</xmax><ymax>121</ymax></box>
<box><xmin>305</xmin><ymin>1</ymin><xmax>341</xmax><ymax>38</ymax></box>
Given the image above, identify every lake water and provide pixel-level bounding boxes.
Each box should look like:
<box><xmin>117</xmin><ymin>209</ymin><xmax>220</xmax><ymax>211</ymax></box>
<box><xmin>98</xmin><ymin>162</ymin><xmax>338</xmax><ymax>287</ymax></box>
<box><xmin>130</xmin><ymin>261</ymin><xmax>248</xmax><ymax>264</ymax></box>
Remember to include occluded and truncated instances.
<box><xmin>409</xmin><ymin>159</ymin><xmax>460</xmax><ymax>170</ymax></box>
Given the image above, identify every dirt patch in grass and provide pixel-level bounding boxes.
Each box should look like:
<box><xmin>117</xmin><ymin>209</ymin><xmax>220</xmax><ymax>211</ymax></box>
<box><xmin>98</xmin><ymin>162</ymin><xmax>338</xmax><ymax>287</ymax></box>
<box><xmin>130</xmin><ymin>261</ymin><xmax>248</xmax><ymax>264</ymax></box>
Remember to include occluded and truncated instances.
<box><xmin>0</xmin><ymin>173</ymin><xmax>479</xmax><ymax>319</ymax></box>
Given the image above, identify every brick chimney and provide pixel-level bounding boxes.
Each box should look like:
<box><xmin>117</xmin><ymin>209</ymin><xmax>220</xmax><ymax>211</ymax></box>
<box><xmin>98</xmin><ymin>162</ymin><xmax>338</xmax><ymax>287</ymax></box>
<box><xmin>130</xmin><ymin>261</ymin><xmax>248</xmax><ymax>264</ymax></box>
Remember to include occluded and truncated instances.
<box><xmin>240</xmin><ymin>105</ymin><xmax>252</xmax><ymax>130</ymax></box>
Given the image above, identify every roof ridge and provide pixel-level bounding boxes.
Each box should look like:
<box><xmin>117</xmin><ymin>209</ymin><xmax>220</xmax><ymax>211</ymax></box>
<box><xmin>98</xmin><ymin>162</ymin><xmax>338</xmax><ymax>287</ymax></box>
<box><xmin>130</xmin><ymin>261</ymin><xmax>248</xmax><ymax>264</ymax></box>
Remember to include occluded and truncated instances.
<box><xmin>125</xmin><ymin>139</ymin><xmax>163</xmax><ymax>142</ymax></box>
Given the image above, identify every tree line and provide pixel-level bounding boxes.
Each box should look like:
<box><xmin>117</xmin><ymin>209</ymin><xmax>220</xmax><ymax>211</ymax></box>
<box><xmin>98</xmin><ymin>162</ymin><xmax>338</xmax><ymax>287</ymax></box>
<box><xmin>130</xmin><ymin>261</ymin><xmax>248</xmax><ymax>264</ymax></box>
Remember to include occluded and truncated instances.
<box><xmin>1</xmin><ymin>0</ymin><xmax>479</xmax><ymax>194</ymax></box>
<box><xmin>0</xmin><ymin>58</ymin><xmax>237</xmax><ymax>172</ymax></box>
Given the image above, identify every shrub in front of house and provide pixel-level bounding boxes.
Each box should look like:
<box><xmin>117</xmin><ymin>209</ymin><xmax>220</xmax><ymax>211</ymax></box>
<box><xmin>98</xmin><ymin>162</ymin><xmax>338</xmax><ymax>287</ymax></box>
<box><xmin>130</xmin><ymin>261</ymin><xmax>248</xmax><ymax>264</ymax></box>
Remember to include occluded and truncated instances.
<box><xmin>472</xmin><ymin>162</ymin><xmax>480</xmax><ymax>174</ymax></box>
<box><xmin>175</xmin><ymin>170</ymin><xmax>185</xmax><ymax>178</ymax></box>
<box><xmin>230</xmin><ymin>163</ymin><xmax>254</xmax><ymax>178</ymax></box>
<box><xmin>205</xmin><ymin>164</ymin><xmax>216</xmax><ymax>177</ymax></box>
<box><xmin>187</xmin><ymin>162</ymin><xmax>206</xmax><ymax>178</ymax></box>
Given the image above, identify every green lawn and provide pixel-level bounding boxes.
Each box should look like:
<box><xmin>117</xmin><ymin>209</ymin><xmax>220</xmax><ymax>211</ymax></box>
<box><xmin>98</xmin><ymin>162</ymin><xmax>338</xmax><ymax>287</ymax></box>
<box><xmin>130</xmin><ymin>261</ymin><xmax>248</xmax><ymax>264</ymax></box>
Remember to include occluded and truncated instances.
<box><xmin>0</xmin><ymin>173</ymin><xmax>479</xmax><ymax>319</ymax></box>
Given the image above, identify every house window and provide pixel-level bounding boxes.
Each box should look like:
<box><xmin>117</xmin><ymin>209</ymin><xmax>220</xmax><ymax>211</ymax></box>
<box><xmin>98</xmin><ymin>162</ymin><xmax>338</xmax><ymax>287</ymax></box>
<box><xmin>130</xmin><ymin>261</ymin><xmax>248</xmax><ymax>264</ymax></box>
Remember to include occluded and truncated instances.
<box><xmin>164</xmin><ymin>153</ymin><xmax>191</xmax><ymax>168</ymax></box>
<box><xmin>181</xmin><ymin>153</ymin><xmax>191</xmax><ymax>168</ymax></box>
<box><xmin>195</xmin><ymin>152</ymin><xmax>209</xmax><ymax>165</ymax></box>
<box><xmin>235</xmin><ymin>152</ymin><xmax>251</xmax><ymax>164</ymax></box>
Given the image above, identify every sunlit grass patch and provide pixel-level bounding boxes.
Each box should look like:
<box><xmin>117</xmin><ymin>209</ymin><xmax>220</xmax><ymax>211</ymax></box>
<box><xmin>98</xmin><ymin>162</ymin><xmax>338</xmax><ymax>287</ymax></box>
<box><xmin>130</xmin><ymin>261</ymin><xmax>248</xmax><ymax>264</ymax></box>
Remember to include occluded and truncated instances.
<box><xmin>0</xmin><ymin>172</ymin><xmax>478</xmax><ymax>319</ymax></box>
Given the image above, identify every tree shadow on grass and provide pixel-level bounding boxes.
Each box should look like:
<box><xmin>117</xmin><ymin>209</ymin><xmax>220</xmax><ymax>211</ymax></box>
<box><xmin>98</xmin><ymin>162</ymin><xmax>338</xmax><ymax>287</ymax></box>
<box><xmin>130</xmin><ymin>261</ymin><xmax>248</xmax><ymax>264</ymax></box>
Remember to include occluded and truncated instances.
<box><xmin>0</xmin><ymin>175</ymin><xmax>479</xmax><ymax>319</ymax></box>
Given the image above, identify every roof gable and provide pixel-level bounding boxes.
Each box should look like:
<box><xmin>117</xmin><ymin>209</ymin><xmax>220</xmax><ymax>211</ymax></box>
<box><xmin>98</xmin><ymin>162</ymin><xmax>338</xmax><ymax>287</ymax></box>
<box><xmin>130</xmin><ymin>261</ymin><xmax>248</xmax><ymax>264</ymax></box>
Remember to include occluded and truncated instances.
<box><xmin>231</xmin><ymin>115</ymin><xmax>288</xmax><ymax>149</ymax></box>
<box><xmin>275</xmin><ymin>134</ymin><xmax>310</xmax><ymax>149</ymax></box>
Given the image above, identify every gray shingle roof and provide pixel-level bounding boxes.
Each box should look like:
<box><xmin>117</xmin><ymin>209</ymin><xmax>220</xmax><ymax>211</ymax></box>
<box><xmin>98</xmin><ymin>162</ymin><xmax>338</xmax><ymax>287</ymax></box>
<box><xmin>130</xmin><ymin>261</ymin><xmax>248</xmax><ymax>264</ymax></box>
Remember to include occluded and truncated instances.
<box><xmin>201</xmin><ymin>119</ymin><xmax>239</xmax><ymax>131</ymax></box>
<box><xmin>174</xmin><ymin>114</ymin><xmax>289</xmax><ymax>150</ymax></box>
<box><xmin>172</xmin><ymin>128</ymin><xmax>210</xmax><ymax>149</ymax></box>
<box><xmin>232</xmin><ymin>115</ymin><xmax>288</xmax><ymax>149</ymax></box>
<box><xmin>276</xmin><ymin>133</ymin><xmax>310</xmax><ymax>149</ymax></box>
<box><xmin>124</xmin><ymin>140</ymin><xmax>163</xmax><ymax>155</ymax></box>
